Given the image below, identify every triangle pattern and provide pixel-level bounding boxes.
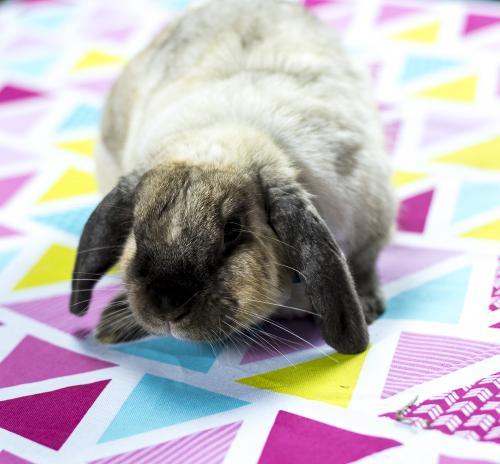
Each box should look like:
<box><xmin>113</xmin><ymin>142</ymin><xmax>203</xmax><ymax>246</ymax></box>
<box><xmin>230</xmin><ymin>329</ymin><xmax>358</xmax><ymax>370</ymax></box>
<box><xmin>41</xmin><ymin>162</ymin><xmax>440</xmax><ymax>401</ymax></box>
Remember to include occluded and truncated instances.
<box><xmin>115</xmin><ymin>337</ymin><xmax>224</xmax><ymax>373</ymax></box>
<box><xmin>0</xmin><ymin>107</ymin><xmax>46</xmax><ymax>136</ymax></box>
<box><xmin>382</xmin><ymin>267</ymin><xmax>472</xmax><ymax>323</ymax></box>
<box><xmin>463</xmin><ymin>13</ymin><xmax>500</xmax><ymax>36</ymax></box>
<box><xmin>415</xmin><ymin>75</ymin><xmax>478</xmax><ymax>103</ymax></box>
<box><xmin>56</xmin><ymin>139</ymin><xmax>95</xmax><ymax>157</ymax></box>
<box><xmin>237</xmin><ymin>349</ymin><xmax>369</xmax><ymax>408</ymax></box>
<box><xmin>377</xmin><ymin>244</ymin><xmax>460</xmax><ymax>284</ymax></box>
<box><xmin>91</xmin><ymin>422</ymin><xmax>242</xmax><ymax>464</ymax></box>
<box><xmin>0</xmin><ymin>335</ymin><xmax>115</xmax><ymax>388</ymax></box>
<box><xmin>433</xmin><ymin>137</ymin><xmax>500</xmax><ymax>171</ymax></box>
<box><xmin>57</xmin><ymin>105</ymin><xmax>101</xmax><ymax>132</ymax></box>
<box><xmin>376</xmin><ymin>4</ymin><xmax>423</xmax><ymax>24</ymax></box>
<box><xmin>5</xmin><ymin>285</ymin><xmax>119</xmax><ymax>337</ymax></box>
<box><xmin>73</xmin><ymin>78</ymin><xmax>113</xmax><ymax>96</ymax></box>
<box><xmin>384</xmin><ymin>119</ymin><xmax>401</xmax><ymax>154</ymax></box>
<box><xmin>420</xmin><ymin>113</ymin><xmax>489</xmax><ymax>147</ymax></box>
<box><xmin>32</xmin><ymin>205</ymin><xmax>94</xmax><ymax>236</ymax></box>
<box><xmin>3</xmin><ymin>56</ymin><xmax>55</xmax><ymax>78</ymax></box>
<box><xmin>397</xmin><ymin>189</ymin><xmax>434</xmax><ymax>233</ymax></box>
<box><xmin>14</xmin><ymin>244</ymin><xmax>75</xmax><ymax>290</ymax></box>
<box><xmin>390</xmin><ymin>21</ymin><xmax>440</xmax><ymax>44</ymax></box>
<box><xmin>259</xmin><ymin>411</ymin><xmax>401</xmax><ymax>464</ymax></box>
<box><xmin>391</xmin><ymin>171</ymin><xmax>426</xmax><ymax>187</ymax></box>
<box><xmin>0</xmin><ymin>250</ymin><xmax>18</xmax><ymax>273</ymax></box>
<box><xmin>461</xmin><ymin>219</ymin><xmax>500</xmax><ymax>242</ymax></box>
<box><xmin>439</xmin><ymin>455</ymin><xmax>497</xmax><ymax>464</ymax></box>
<box><xmin>401</xmin><ymin>56</ymin><xmax>460</xmax><ymax>82</ymax></box>
<box><xmin>0</xmin><ymin>224</ymin><xmax>20</xmax><ymax>238</ymax></box>
<box><xmin>0</xmin><ymin>144</ymin><xmax>36</xmax><ymax>166</ymax></box>
<box><xmin>99</xmin><ymin>374</ymin><xmax>248</xmax><ymax>442</ymax></box>
<box><xmin>37</xmin><ymin>168</ymin><xmax>97</xmax><ymax>203</ymax></box>
<box><xmin>0</xmin><ymin>451</ymin><xmax>32</xmax><ymax>464</ymax></box>
<box><xmin>0</xmin><ymin>380</ymin><xmax>110</xmax><ymax>450</ymax></box>
<box><xmin>20</xmin><ymin>8</ymin><xmax>71</xmax><ymax>30</ymax></box>
<box><xmin>381</xmin><ymin>332</ymin><xmax>500</xmax><ymax>398</ymax></box>
<box><xmin>0</xmin><ymin>85</ymin><xmax>44</xmax><ymax>105</ymax></box>
<box><xmin>0</xmin><ymin>173</ymin><xmax>33</xmax><ymax>208</ymax></box>
<box><xmin>453</xmin><ymin>182</ymin><xmax>500</xmax><ymax>223</ymax></box>
<box><xmin>72</xmin><ymin>51</ymin><xmax>124</xmax><ymax>71</ymax></box>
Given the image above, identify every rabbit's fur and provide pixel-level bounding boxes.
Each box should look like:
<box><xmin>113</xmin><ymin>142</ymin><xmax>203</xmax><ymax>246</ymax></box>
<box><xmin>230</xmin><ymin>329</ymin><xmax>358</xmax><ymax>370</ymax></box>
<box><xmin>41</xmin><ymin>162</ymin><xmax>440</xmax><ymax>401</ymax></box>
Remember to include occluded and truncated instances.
<box><xmin>71</xmin><ymin>0</ymin><xmax>395</xmax><ymax>354</ymax></box>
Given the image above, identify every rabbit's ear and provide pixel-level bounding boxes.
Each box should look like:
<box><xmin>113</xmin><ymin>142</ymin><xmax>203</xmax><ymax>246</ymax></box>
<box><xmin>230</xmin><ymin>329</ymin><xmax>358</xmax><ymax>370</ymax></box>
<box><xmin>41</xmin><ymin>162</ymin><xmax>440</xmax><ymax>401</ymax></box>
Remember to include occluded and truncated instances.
<box><xmin>266</xmin><ymin>183</ymin><xmax>369</xmax><ymax>354</ymax></box>
<box><xmin>70</xmin><ymin>176</ymin><xmax>137</xmax><ymax>316</ymax></box>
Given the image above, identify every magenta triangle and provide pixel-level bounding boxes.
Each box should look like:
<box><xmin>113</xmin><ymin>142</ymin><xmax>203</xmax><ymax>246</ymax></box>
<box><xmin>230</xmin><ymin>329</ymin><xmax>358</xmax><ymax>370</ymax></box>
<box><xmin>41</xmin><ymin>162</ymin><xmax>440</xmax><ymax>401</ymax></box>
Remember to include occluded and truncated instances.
<box><xmin>0</xmin><ymin>174</ymin><xmax>33</xmax><ymax>208</ymax></box>
<box><xmin>463</xmin><ymin>13</ymin><xmax>500</xmax><ymax>36</ymax></box>
<box><xmin>0</xmin><ymin>451</ymin><xmax>32</xmax><ymax>464</ymax></box>
<box><xmin>90</xmin><ymin>421</ymin><xmax>242</xmax><ymax>464</ymax></box>
<box><xmin>397</xmin><ymin>189</ymin><xmax>434</xmax><ymax>233</ymax></box>
<box><xmin>381</xmin><ymin>332</ymin><xmax>500</xmax><ymax>398</ymax></box>
<box><xmin>0</xmin><ymin>336</ymin><xmax>115</xmax><ymax>388</ymax></box>
<box><xmin>259</xmin><ymin>411</ymin><xmax>401</xmax><ymax>464</ymax></box>
<box><xmin>0</xmin><ymin>85</ymin><xmax>44</xmax><ymax>105</ymax></box>
<box><xmin>4</xmin><ymin>285</ymin><xmax>119</xmax><ymax>338</ymax></box>
<box><xmin>0</xmin><ymin>107</ymin><xmax>46</xmax><ymax>136</ymax></box>
<box><xmin>420</xmin><ymin>113</ymin><xmax>490</xmax><ymax>147</ymax></box>
<box><xmin>377</xmin><ymin>245</ymin><xmax>460</xmax><ymax>284</ymax></box>
<box><xmin>0</xmin><ymin>379</ymin><xmax>110</xmax><ymax>450</ymax></box>
<box><xmin>0</xmin><ymin>224</ymin><xmax>20</xmax><ymax>238</ymax></box>
<box><xmin>376</xmin><ymin>4</ymin><xmax>422</xmax><ymax>24</ymax></box>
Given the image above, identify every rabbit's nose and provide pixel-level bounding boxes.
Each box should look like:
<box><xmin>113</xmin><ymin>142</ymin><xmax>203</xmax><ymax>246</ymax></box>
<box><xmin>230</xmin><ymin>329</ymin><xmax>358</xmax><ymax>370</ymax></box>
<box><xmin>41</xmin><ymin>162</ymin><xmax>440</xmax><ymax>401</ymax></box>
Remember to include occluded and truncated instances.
<box><xmin>148</xmin><ymin>279</ymin><xmax>198</xmax><ymax>317</ymax></box>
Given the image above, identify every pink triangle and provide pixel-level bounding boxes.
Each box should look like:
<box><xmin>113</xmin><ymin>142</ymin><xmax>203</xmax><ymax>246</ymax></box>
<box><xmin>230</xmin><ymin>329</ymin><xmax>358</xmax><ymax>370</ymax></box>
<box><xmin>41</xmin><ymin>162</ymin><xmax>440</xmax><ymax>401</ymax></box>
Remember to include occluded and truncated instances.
<box><xmin>0</xmin><ymin>380</ymin><xmax>110</xmax><ymax>450</ymax></box>
<box><xmin>240</xmin><ymin>319</ymin><xmax>323</xmax><ymax>364</ymax></box>
<box><xmin>259</xmin><ymin>411</ymin><xmax>401</xmax><ymax>464</ymax></box>
<box><xmin>463</xmin><ymin>13</ymin><xmax>500</xmax><ymax>36</ymax></box>
<box><xmin>327</xmin><ymin>13</ymin><xmax>353</xmax><ymax>35</ymax></box>
<box><xmin>96</xmin><ymin>25</ymin><xmax>135</xmax><ymax>42</ymax></box>
<box><xmin>4</xmin><ymin>285</ymin><xmax>119</xmax><ymax>338</ymax></box>
<box><xmin>397</xmin><ymin>189</ymin><xmax>434</xmax><ymax>233</ymax></box>
<box><xmin>490</xmin><ymin>322</ymin><xmax>500</xmax><ymax>329</ymax></box>
<box><xmin>0</xmin><ymin>144</ymin><xmax>36</xmax><ymax>166</ymax></box>
<box><xmin>420</xmin><ymin>113</ymin><xmax>489</xmax><ymax>147</ymax></box>
<box><xmin>0</xmin><ymin>173</ymin><xmax>33</xmax><ymax>208</ymax></box>
<box><xmin>381</xmin><ymin>332</ymin><xmax>500</xmax><ymax>398</ymax></box>
<box><xmin>384</xmin><ymin>119</ymin><xmax>401</xmax><ymax>154</ymax></box>
<box><xmin>0</xmin><ymin>224</ymin><xmax>20</xmax><ymax>238</ymax></box>
<box><xmin>0</xmin><ymin>451</ymin><xmax>32</xmax><ymax>464</ymax></box>
<box><xmin>0</xmin><ymin>107</ymin><xmax>47</xmax><ymax>136</ymax></box>
<box><xmin>3</xmin><ymin>35</ymin><xmax>55</xmax><ymax>54</ymax></box>
<box><xmin>377</xmin><ymin>245</ymin><xmax>461</xmax><ymax>284</ymax></box>
<box><xmin>304</xmin><ymin>0</ymin><xmax>333</xmax><ymax>7</ymax></box>
<box><xmin>0</xmin><ymin>336</ymin><xmax>115</xmax><ymax>388</ymax></box>
<box><xmin>73</xmin><ymin>78</ymin><xmax>114</xmax><ymax>97</ymax></box>
<box><xmin>90</xmin><ymin>421</ymin><xmax>242</xmax><ymax>464</ymax></box>
<box><xmin>376</xmin><ymin>4</ymin><xmax>423</xmax><ymax>24</ymax></box>
<box><xmin>0</xmin><ymin>85</ymin><xmax>44</xmax><ymax>105</ymax></box>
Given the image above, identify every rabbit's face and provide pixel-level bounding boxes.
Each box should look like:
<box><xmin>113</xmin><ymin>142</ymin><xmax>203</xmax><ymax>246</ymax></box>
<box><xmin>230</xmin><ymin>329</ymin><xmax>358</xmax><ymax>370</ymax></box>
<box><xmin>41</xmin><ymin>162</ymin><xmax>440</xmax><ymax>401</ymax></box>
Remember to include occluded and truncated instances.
<box><xmin>120</xmin><ymin>163</ymin><xmax>292</xmax><ymax>341</ymax></box>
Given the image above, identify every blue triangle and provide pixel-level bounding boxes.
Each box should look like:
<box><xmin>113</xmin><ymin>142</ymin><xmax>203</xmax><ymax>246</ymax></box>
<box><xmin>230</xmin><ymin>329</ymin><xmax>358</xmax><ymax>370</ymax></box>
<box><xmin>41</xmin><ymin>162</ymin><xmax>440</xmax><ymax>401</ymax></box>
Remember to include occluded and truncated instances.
<box><xmin>58</xmin><ymin>105</ymin><xmax>101</xmax><ymax>132</ymax></box>
<box><xmin>99</xmin><ymin>374</ymin><xmax>248</xmax><ymax>442</ymax></box>
<box><xmin>0</xmin><ymin>250</ymin><xmax>18</xmax><ymax>273</ymax></box>
<box><xmin>33</xmin><ymin>206</ymin><xmax>95</xmax><ymax>236</ymax></box>
<box><xmin>382</xmin><ymin>267</ymin><xmax>471</xmax><ymax>323</ymax></box>
<box><xmin>3</xmin><ymin>56</ymin><xmax>56</xmax><ymax>78</ymax></box>
<box><xmin>115</xmin><ymin>337</ymin><xmax>223</xmax><ymax>373</ymax></box>
<box><xmin>453</xmin><ymin>182</ymin><xmax>500</xmax><ymax>223</ymax></box>
<box><xmin>400</xmin><ymin>56</ymin><xmax>461</xmax><ymax>82</ymax></box>
<box><xmin>21</xmin><ymin>8</ymin><xmax>72</xmax><ymax>30</ymax></box>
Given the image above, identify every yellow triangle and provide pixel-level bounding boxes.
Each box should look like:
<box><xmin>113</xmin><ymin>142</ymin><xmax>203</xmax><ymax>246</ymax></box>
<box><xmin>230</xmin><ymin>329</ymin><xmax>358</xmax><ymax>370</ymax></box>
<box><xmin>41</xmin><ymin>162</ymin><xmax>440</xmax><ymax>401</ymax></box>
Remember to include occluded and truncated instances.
<box><xmin>57</xmin><ymin>139</ymin><xmax>96</xmax><ymax>157</ymax></box>
<box><xmin>392</xmin><ymin>171</ymin><xmax>427</xmax><ymax>188</ymax></box>
<box><xmin>390</xmin><ymin>21</ymin><xmax>440</xmax><ymax>44</ymax></box>
<box><xmin>15</xmin><ymin>244</ymin><xmax>76</xmax><ymax>290</ymax></box>
<box><xmin>433</xmin><ymin>137</ymin><xmax>500</xmax><ymax>171</ymax></box>
<box><xmin>38</xmin><ymin>168</ymin><xmax>97</xmax><ymax>203</ymax></box>
<box><xmin>461</xmin><ymin>219</ymin><xmax>500</xmax><ymax>242</ymax></box>
<box><xmin>236</xmin><ymin>349</ymin><xmax>369</xmax><ymax>408</ymax></box>
<box><xmin>415</xmin><ymin>76</ymin><xmax>478</xmax><ymax>103</ymax></box>
<box><xmin>73</xmin><ymin>50</ymin><xmax>124</xmax><ymax>71</ymax></box>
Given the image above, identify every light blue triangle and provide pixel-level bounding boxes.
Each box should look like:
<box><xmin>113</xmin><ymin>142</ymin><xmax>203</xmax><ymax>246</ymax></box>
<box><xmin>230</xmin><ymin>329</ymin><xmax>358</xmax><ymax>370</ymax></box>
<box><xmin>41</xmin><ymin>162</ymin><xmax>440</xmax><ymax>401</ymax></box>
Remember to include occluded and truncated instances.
<box><xmin>3</xmin><ymin>56</ymin><xmax>56</xmax><ymax>78</ymax></box>
<box><xmin>21</xmin><ymin>8</ymin><xmax>72</xmax><ymax>30</ymax></box>
<box><xmin>58</xmin><ymin>105</ymin><xmax>101</xmax><ymax>132</ymax></box>
<box><xmin>157</xmin><ymin>0</ymin><xmax>191</xmax><ymax>10</ymax></box>
<box><xmin>99</xmin><ymin>374</ymin><xmax>249</xmax><ymax>442</ymax></box>
<box><xmin>400</xmin><ymin>56</ymin><xmax>461</xmax><ymax>83</ymax></box>
<box><xmin>452</xmin><ymin>182</ymin><xmax>500</xmax><ymax>223</ymax></box>
<box><xmin>382</xmin><ymin>267</ymin><xmax>471</xmax><ymax>323</ymax></box>
<box><xmin>32</xmin><ymin>206</ymin><xmax>95</xmax><ymax>236</ymax></box>
<box><xmin>115</xmin><ymin>337</ymin><xmax>224</xmax><ymax>373</ymax></box>
<box><xmin>0</xmin><ymin>250</ymin><xmax>18</xmax><ymax>273</ymax></box>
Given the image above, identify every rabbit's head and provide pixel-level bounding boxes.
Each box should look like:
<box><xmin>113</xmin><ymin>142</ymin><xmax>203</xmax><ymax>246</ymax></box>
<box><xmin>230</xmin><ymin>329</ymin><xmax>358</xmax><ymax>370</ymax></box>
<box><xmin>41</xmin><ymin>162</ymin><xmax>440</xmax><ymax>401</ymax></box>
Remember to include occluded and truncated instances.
<box><xmin>70</xmin><ymin>162</ymin><xmax>368</xmax><ymax>354</ymax></box>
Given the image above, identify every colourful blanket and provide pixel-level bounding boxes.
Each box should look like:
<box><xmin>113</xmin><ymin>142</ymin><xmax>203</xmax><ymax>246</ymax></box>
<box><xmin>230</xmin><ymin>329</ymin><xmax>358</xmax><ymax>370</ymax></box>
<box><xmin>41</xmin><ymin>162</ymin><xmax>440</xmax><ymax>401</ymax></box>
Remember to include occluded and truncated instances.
<box><xmin>0</xmin><ymin>0</ymin><xmax>499</xmax><ymax>463</ymax></box>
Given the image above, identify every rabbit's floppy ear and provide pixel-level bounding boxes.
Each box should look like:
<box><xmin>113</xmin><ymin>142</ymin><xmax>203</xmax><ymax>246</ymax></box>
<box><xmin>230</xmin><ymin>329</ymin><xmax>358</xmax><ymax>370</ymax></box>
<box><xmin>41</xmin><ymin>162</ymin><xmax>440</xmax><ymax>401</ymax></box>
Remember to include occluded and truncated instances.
<box><xmin>70</xmin><ymin>175</ymin><xmax>137</xmax><ymax>316</ymax></box>
<box><xmin>266</xmin><ymin>182</ymin><xmax>369</xmax><ymax>354</ymax></box>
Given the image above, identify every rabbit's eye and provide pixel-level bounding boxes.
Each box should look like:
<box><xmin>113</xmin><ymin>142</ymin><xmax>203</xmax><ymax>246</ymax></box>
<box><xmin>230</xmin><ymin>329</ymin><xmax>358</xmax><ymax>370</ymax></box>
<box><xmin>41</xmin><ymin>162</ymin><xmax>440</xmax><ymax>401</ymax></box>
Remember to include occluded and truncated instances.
<box><xmin>224</xmin><ymin>218</ymin><xmax>242</xmax><ymax>244</ymax></box>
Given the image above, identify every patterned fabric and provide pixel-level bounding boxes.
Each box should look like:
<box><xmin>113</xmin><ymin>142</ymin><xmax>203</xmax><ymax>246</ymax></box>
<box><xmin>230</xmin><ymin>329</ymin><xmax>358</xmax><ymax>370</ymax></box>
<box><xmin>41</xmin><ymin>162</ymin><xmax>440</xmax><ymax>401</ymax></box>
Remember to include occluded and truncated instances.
<box><xmin>0</xmin><ymin>0</ymin><xmax>499</xmax><ymax>463</ymax></box>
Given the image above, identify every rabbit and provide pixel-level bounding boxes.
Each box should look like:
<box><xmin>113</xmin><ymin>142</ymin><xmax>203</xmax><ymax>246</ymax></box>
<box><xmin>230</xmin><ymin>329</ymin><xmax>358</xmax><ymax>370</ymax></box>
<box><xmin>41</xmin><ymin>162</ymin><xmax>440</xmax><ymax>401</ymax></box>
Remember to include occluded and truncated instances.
<box><xmin>70</xmin><ymin>0</ymin><xmax>396</xmax><ymax>355</ymax></box>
